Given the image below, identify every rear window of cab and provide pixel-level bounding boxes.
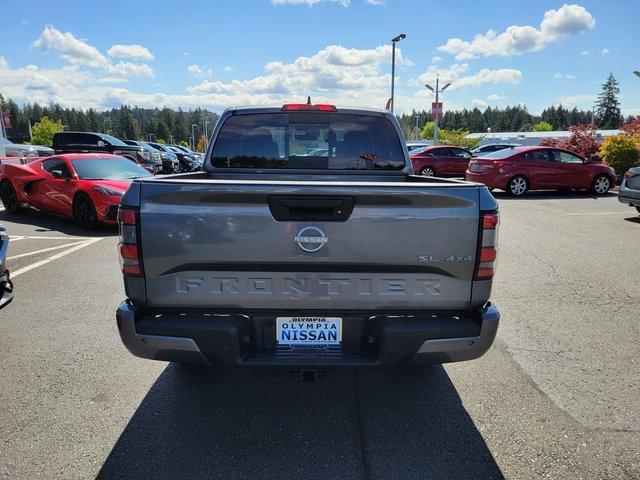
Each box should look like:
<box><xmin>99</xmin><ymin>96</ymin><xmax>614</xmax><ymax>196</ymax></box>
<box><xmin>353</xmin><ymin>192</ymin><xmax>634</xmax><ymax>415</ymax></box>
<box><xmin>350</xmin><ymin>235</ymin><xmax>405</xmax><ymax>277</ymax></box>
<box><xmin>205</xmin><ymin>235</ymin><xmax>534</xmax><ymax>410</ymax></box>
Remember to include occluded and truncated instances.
<box><xmin>211</xmin><ymin>112</ymin><xmax>405</xmax><ymax>171</ymax></box>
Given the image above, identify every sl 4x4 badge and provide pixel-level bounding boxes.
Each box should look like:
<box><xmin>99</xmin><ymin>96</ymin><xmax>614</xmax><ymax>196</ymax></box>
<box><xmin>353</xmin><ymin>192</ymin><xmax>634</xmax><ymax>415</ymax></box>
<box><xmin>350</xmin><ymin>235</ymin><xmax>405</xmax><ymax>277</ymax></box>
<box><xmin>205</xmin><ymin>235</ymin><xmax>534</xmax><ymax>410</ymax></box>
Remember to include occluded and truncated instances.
<box><xmin>418</xmin><ymin>255</ymin><xmax>474</xmax><ymax>263</ymax></box>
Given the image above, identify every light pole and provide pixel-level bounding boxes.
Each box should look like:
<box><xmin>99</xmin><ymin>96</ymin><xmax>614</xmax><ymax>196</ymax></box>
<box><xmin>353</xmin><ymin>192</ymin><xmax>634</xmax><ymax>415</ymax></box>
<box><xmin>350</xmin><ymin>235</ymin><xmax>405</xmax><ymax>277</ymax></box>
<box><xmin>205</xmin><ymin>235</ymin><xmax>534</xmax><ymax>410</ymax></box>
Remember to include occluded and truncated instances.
<box><xmin>424</xmin><ymin>75</ymin><xmax>451</xmax><ymax>144</ymax></box>
<box><xmin>204</xmin><ymin>120</ymin><xmax>211</xmax><ymax>145</ymax></box>
<box><xmin>390</xmin><ymin>33</ymin><xmax>406</xmax><ymax>112</ymax></box>
<box><xmin>148</xmin><ymin>133</ymin><xmax>155</xmax><ymax>142</ymax></box>
<box><xmin>191</xmin><ymin>124</ymin><xmax>198</xmax><ymax>151</ymax></box>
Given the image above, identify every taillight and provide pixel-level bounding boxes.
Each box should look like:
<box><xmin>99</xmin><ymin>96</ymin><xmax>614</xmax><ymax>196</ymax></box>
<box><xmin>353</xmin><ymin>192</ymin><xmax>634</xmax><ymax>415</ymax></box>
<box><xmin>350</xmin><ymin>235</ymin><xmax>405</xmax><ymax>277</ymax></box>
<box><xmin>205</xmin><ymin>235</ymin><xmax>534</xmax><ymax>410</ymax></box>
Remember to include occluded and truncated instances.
<box><xmin>118</xmin><ymin>206</ymin><xmax>142</xmax><ymax>276</ymax></box>
<box><xmin>475</xmin><ymin>211</ymin><xmax>499</xmax><ymax>280</ymax></box>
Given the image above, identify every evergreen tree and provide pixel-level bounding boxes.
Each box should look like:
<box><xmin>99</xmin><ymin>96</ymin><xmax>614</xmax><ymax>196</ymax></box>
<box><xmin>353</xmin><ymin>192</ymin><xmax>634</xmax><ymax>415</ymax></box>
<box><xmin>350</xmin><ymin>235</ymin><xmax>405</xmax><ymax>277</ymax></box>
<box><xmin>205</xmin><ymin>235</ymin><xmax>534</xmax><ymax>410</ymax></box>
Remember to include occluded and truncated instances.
<box><xmin>595</xmin><ymin>73</ymin><xmax>622</xmax><ymax>129</ymax></box>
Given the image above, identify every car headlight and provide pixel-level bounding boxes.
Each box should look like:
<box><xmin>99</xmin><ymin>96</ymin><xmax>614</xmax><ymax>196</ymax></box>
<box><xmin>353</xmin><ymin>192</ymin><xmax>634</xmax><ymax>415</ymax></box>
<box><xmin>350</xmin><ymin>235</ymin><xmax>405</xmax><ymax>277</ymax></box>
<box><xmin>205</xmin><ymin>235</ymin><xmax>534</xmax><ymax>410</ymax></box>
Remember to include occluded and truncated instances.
<box><xmin>93</xmin><ymin>186</ymin><xmax>124</xmax><ymax>196</ymax></box>
<box><xmin>25</xmin><ymin>149</ymin><xmax>39</xmax><ymax>157</ymax></box>
<box><xmin>141</xmin><ymin>150</ymin><xmax>151</xmax><ymax>161</ymax></box>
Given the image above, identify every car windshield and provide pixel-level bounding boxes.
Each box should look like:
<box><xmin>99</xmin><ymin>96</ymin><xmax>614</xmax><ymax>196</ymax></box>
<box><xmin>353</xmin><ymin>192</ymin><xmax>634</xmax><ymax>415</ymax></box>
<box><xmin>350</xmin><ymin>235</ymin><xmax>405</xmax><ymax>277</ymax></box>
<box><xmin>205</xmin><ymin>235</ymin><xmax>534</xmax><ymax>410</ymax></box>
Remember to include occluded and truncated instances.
<box><xmin>480</xmin><ymin>147</ymin><xmax>520</xmax><ymax>159</ymax></box>
<box><xmin>70</xmin><ymin>156</ymin><xmax>153</xmax><ymax>180</ymax></box>
<box><xmin>99</xmin><ymin>134</ymin><xmax>127</xmax><ymax>147</ymax></box>
<box><xmin>212</xmin><ymin>112</ymin><xmax>405</xmax><ymax>170</ymax></box>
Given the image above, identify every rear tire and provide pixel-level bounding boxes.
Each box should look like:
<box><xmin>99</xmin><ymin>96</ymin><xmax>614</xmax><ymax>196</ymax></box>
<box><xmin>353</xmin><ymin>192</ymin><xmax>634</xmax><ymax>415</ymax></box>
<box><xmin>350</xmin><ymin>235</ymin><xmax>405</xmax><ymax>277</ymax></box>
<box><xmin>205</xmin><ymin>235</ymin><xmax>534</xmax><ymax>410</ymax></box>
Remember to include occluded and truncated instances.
<box><xmin>420</xmin><ymin>166</ymin><xmax>435</xmax><ymax>177</ymax></box>
<box><xmin>591</xmin><ymin>175</ymin><xmax>611</xmax><ymax>195</ymax></box>
<box><xmin>507</xmin><ymin>175</ymin><xmax>528</xmax><ymax>197</ymax></box>
<box><xmin>73</xmin><ymin>192</ymin><xmax>98</xmax><ymax>228</ymax></box>
<box><xmin>0</xmin><ymin>181</ymin><xmax>24</xmax><ymax>213</ymax></box>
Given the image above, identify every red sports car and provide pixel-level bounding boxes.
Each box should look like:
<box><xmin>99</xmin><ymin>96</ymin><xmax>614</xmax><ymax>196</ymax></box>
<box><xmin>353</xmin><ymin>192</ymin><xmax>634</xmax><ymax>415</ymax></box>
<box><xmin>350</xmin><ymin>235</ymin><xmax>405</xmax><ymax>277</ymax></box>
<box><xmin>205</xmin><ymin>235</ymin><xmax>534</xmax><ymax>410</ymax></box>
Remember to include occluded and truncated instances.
<box><xmin>0</xmin><ymin>154</ymin><xmax>152</xmax><ymax>227</ymax></box>
<box><xmin>466</xmin><ymin>146</ymin><xmax>616</xmax><ymax>197</ymax></box>
<box><xmin>410</xmin><ymin>145</ymin><xmax>473</xmax><ymax>177</ymax></box>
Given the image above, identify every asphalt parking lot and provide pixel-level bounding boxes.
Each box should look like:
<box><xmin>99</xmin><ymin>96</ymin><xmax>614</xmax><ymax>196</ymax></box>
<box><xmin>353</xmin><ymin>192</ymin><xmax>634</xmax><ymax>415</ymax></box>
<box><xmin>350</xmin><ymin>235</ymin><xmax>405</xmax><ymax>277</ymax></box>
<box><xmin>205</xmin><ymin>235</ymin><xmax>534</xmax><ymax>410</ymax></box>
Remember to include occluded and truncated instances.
<box><xmin>1</xmin><ymin>192</ymin><xmax>639</xmax><ymax>480</ymax></box>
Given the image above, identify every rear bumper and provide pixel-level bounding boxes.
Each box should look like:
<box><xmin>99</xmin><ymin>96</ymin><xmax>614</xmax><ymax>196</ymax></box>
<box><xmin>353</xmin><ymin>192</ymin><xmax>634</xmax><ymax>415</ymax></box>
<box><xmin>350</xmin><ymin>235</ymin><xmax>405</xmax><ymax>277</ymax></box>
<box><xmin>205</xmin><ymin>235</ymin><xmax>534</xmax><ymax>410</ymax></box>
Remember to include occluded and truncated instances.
<box><xmin>465</xmin><ymin>171</ymin><xmax>505</xmax><ymax>189</ymax></box>
<box><xmin>618</xmin><ymin>182</ymin><xmax>640</xmax><ymax>206</ymax></box>
<box><xmin>116</xmin><ymin>301</ymin><xmax>500</xmax><ymax>367</ymax></box>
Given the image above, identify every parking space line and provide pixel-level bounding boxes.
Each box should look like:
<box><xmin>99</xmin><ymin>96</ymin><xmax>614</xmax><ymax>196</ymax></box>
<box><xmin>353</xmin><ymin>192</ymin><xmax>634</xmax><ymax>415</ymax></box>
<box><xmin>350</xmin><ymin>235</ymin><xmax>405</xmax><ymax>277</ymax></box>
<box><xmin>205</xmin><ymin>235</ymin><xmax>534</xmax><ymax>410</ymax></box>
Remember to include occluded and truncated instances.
<box><xmin>10</xmin><ymin>235</ymin><xmax>90</xmax><ymax>241</ymax></box>
<box><xmin>11</xmin><ymin>238</ymin><xmax>104</xmax><ymax>279</ymax></box>
<box><xmin>8</xmin><ymin>241</ymin><xmax>86</xmax><ymax>260</ymax></box>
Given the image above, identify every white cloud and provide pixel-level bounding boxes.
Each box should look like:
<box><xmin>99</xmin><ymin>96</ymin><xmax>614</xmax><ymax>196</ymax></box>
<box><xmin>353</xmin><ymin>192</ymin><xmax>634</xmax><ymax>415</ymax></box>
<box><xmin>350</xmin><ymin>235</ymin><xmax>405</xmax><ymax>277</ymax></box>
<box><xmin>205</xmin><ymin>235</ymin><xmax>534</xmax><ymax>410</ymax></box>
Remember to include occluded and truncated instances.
<box><xmin>486</xmin><ymin>94</ymin><xmax>506</xmax><ymax>101</ymax></box>
<box><xmin>558</xmin><ymin>93</ymin><xmax>596</xmax><ymax>108</ymax></box>
<box><xmin>1</xmin><ymin>42</ymin><xmax>411</xmax><ymax>112</ymax></box>
<box><xmin>580</xmin><ymin>49</ymin><xmax>590</xmax><ymax>55</ymax></box>
<box><xmin>32</xmin><ymin>25</ymin><xmax>108</xmax><ymax>67</ymax></box>
<box><xmin>554</xmin><ymin>72</ymin><xmax>578</xmax><ymax>79</ymax></box>
<box><xmin>187</xmin><ymin>64</ymin><xmax>213</xmax><ymax>78</ymax></box>
<box><xmin>271</xmin><ymin>0</ymin><xmax>350</xmax><ymax>6</ymax></box>
<box><xmin>418</xmin><ymin>63</ymin><xmax>522</xmax><ymax>89</ymax></box>
<box><xmin>107</xmin><ymin>62</ymin><xmax>154</xmax><ymax>78</ymax></box>
<box><xmin>31</xmin><ymin>26</ymin><xmax>153</xmax><ymax>80</ymax></box>
<box><xmin>438</xmin><ymin>4</ymin><xmax>595</xmax><ymax>60</ymax></box>
<box><xmin>430</xmin><ymin>56</ymin><xmax>442</xmax><ymax>64</ymax></box>
<box><xmin>364</xmin><ymin>0</ymin><xmax>383</xmax><ymax>4</ymax></box>
<box><xmin>107</xmin><ymin>44</ymin><xmax>154</xmax><ymax>60</ymax></box>
<box><xmin>187</xmin><ymin>64</ymin><xmax>204</xmax><ymax>76</ymax></box>
<box><xmin>601</xmin><ymin>48</ymin><xmax>609</xmax><ymax>55</ymax></box>
<box><xmin>472</xmin><ymin>99</ymin><xmax>488</xmax><ymax>108</ymax></box>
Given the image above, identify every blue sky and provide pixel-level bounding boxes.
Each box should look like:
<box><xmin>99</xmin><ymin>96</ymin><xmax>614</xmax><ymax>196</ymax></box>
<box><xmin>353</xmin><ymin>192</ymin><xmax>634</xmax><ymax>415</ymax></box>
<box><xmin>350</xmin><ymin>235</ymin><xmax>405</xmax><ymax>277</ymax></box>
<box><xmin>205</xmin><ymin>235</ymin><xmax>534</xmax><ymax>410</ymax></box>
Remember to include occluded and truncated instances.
<box><xmin>2</xmin><ymin>0</ymin><xmax>639</xmax><ymax>115</ymax></box>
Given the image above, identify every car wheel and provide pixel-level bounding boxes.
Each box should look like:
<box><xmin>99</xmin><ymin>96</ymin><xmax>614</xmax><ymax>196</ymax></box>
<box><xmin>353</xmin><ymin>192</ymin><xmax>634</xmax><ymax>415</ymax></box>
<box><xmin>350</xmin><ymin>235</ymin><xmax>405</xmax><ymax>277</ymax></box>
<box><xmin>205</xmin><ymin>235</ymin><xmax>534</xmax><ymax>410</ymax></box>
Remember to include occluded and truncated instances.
<box><xmin>507</xmin><ymin>175</ymin><xmax>528</xmax><ymax>197</ymax></box>
<box><xmin>420</xmin><ymin>167</ymin><xmax>435</xmax><ymax>177</ymax></box>
<box><xmin>0</xmin><ymin>181</ymin><xmax>24</xmax><ymax>213</ymax></box>
<box><xmin>73</xmin><ymin>193</ymin><xmax>98</xmax><ymax>228</ymax></box>
<box><xmin>591</xmin><ymin>175</ymin><xmax>611</xmax><ymax>195</ymax></box>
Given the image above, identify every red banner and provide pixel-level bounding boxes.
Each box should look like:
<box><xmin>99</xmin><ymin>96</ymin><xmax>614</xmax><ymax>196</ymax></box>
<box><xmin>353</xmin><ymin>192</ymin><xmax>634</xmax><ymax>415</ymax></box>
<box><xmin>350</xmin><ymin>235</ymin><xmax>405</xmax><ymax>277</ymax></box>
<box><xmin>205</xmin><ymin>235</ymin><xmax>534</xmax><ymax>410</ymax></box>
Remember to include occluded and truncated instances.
<box><xmin>431</xmin><ymin>102</ymin><xmax>443</xmax><ymax>120</ymax></box>
<box><xmin>2</xmin><ymin>111</ymin><xmax>11</xmax><ymax>129</ymax></box>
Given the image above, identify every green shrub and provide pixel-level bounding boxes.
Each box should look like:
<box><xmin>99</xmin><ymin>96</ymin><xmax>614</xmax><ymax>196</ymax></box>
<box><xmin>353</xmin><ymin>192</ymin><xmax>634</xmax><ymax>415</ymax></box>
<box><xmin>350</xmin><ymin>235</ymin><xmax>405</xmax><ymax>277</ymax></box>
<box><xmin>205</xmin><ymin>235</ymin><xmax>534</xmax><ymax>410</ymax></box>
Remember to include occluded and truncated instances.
<box><xmin>600</xmin><ymin>134</ymin><xmax>640</xmax><ymax>175</ymax></box>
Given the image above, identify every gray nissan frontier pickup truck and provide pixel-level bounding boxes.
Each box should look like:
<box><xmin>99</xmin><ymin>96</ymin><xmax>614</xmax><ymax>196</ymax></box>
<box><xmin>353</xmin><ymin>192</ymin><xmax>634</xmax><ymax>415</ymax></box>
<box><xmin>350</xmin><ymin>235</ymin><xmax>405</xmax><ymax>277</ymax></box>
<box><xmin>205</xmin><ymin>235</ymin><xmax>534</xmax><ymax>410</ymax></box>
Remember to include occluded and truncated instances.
<box><xmin>116</xmin><ymin>103</ymin><xmax>500</xmax><ymax>368</ymax></box>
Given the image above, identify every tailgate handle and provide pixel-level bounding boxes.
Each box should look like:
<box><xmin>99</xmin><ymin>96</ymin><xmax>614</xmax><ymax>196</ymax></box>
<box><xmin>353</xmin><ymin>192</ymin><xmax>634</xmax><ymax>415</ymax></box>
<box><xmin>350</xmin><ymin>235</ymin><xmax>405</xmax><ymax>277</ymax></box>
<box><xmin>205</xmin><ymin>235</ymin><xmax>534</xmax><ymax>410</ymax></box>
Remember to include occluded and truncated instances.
<box><xmin>268</xmin><ymin>196</ymin><xmax>355</xmax><ymax>222</ymax></box>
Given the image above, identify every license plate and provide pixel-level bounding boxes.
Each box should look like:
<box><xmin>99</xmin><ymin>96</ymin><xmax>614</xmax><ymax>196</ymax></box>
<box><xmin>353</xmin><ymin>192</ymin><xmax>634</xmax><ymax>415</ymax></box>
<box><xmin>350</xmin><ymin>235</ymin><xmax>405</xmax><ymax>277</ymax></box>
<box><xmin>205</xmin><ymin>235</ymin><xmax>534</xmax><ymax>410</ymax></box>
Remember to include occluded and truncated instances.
<box><xmin>276</xmin><ymin>317</ymin><xmax>342</xmax><ymax>346</ymax></box>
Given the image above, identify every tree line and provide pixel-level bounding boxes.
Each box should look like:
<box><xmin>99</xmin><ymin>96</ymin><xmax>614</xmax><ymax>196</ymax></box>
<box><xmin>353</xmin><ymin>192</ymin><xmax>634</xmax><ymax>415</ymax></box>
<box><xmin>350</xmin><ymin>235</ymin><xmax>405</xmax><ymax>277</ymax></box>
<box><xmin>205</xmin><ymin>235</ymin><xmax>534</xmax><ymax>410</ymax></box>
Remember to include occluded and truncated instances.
<box><xmin>0</xmin><ymin>72</ymin><xmax>626</xmax><ymax>145</ymax></box>
<box><xmin>398</xmin><ymin>73</ymin><xmax>625</xmax><ymax>139</ymax></box>
<box><xmin>0</xmin><ymin>93</ymin><xmax>218</xmax><ymax>146</ymax></box>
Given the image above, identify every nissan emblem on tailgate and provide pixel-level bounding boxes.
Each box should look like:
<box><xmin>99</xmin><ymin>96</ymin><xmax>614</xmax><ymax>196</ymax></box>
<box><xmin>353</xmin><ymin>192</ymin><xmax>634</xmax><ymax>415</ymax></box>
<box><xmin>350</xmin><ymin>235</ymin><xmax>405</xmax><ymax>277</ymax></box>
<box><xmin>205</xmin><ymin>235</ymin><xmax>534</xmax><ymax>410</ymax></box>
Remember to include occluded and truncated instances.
<box><xmin>294</xmin><ymin>226</ymin><xmax>328</xmax><ymax>252</ymax></box>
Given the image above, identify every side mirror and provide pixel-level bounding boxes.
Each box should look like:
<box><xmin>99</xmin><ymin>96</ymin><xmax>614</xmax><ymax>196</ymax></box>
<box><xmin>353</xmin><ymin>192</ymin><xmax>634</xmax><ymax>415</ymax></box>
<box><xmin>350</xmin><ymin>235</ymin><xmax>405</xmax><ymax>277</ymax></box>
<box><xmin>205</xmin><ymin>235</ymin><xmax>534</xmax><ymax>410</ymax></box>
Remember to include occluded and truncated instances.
<box><xmin>51</xmin><ymin>169</ymin><xmax>69</xmax><ymax>179</ymax></box>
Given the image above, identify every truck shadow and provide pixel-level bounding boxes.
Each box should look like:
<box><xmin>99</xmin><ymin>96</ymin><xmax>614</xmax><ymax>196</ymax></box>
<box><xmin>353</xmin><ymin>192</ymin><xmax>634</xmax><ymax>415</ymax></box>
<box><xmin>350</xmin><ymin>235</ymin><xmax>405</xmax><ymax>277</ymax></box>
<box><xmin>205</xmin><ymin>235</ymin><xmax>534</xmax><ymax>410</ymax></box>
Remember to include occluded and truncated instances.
<box><xmin>97</xmin><ymin>365</ymin><xmax>503</xmax><ymax>480</ymax></box>
<box><xmin>0</xmin><ymin>209</ymin><xmax>116</xmax><ymax>237</ymax></box>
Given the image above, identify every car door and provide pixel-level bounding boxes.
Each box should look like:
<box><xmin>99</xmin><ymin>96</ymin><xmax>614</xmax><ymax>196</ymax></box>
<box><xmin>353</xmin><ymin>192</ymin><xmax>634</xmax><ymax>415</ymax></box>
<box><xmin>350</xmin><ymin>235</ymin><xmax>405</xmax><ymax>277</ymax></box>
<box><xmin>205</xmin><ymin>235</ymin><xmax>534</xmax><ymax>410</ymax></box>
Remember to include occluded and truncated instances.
<box><xmin>521</xmin><ymin>149</ymin><xmax>562</xmax><ymax>189</ymax></box>
<box><xmin>552</xmin><ymin>150</ymin><xmax>590</xmax><ymax>188</ymax></box>
<box><xmin>37</xmin><ymin>158</ymin><xmax>76</xmax><ymax>215</ymax></box>
<box><xmin>448</xmin><ymin>148</ymin><xmax>473</xmax><ymax>176</ymax></box>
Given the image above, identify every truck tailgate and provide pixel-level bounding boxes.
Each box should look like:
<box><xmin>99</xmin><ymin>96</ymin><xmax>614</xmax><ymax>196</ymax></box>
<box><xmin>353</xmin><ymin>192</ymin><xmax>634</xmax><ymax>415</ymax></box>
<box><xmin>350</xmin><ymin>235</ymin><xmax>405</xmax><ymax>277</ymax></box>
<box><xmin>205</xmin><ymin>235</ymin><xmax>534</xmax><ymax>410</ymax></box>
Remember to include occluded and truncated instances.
<box><xmin>139</xmin><ymin>179</ymin><xmax>480</xmax><ymax>311</ymax></box>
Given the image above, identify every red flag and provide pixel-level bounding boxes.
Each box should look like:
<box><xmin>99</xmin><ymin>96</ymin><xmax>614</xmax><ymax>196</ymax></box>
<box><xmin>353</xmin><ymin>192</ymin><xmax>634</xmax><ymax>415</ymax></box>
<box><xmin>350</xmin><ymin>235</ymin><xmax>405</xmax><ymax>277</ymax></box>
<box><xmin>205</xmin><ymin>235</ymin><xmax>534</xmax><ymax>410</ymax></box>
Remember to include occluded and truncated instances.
<box><xmin>385</xmin><ymin>98</ymin><xmax>392</xmax><ymax>110</ymax></box>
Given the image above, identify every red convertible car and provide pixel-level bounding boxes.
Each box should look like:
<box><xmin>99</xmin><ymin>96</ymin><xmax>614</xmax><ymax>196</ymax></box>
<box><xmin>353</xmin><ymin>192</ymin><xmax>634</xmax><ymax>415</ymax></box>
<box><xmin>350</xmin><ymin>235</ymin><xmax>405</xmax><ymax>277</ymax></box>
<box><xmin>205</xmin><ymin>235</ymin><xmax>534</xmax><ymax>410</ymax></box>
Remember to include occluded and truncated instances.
<box><xmin>466</xmin><ymin>146</ymin><xmax>617</xmax><ymax>197</ymax></box>
<box><xmin>0</xmin><ymin>154</ymin><xmax>152</xmax><ymax>227</ymax></box>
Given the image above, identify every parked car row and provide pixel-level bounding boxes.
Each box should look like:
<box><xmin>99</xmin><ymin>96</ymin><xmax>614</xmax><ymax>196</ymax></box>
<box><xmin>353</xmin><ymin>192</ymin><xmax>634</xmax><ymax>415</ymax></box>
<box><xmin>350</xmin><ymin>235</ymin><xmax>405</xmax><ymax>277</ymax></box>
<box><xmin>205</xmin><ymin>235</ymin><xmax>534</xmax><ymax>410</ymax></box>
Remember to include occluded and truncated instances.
<box><xmin>51</xmin><ymin>132</ymin><xmax>203</xmax><ymax>174</ymax></box>
<box><xmin>3</xmin><ymin>138</ymin><xmax>54</xmax><ymax>157</ymax></box>
<box><xmin>409</xmin><ymin>144</ymin><xmax>616</xmax><ymax>197</ymax></box>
